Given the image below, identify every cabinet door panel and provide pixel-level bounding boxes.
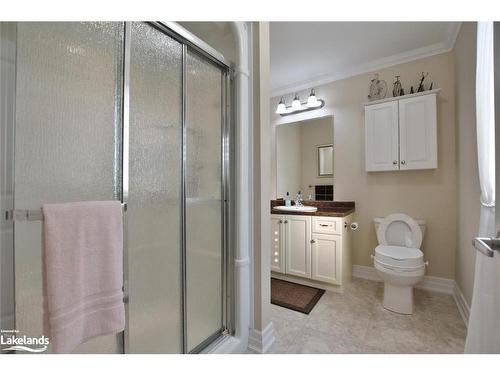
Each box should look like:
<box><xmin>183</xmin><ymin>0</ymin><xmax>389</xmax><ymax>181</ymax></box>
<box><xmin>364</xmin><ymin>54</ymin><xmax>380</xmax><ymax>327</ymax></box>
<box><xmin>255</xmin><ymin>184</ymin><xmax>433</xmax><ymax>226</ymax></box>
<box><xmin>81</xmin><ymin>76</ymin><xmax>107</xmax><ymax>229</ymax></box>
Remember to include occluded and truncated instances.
<box><xmin>311</xmin><ymin>234</ymin><xmax>341</xmax><ymax>284</ymax></box>
<box><xmin>398</xmin><ymin>94</ymin><xmax>437</xmax><ymax>170</ymax></box>
<box><xmin>364</xmin><ymin>101</ymin><xmax>399</xmax><ymax>171</ymax></box>
<box><xmin>271</xmin><ymin>215</ymin><xmax>285</xmax><ymax>273</ymax></box>
<box><xmin>284</xmin><ymin>216</ymin><xmax>311</xmax><ymax>278</ymax></box>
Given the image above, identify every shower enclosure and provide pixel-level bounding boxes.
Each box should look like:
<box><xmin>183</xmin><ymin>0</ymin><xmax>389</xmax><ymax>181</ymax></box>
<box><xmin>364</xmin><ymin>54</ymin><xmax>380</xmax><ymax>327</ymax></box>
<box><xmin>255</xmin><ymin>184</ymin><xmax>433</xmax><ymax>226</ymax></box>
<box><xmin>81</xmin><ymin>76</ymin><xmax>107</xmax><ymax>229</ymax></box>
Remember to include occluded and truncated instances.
<box><xmin>0</xmin><ymin>22</ymin><xmax>233</xmax><ymax>354</ymax></box>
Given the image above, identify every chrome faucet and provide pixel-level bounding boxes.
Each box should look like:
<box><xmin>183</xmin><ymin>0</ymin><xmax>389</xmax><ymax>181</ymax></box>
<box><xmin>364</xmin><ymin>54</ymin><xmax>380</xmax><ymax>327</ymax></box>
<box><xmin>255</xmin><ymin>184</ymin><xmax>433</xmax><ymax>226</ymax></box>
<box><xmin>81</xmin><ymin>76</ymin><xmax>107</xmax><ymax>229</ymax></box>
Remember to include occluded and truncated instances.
<box><xmin>295</xmin><ymin>191</ymin><xmax>303</xmax><ymax>207</ymax></box>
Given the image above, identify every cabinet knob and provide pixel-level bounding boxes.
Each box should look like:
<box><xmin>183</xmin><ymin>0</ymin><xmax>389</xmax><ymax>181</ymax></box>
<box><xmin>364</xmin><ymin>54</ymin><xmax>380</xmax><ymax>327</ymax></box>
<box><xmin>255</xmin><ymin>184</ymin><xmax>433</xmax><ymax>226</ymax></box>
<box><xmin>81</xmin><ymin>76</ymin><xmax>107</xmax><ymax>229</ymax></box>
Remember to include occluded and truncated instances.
<box><xmin>393</xmin><ymin>160</ymin><xmax>398</xmax><ymax>165</ymax></box>
<box><xmin>278</xmin><ymin>220</ymin><xmax>283</xmax><ymax>224</ymax></box>
<box><xmin>310</xmin><ymin>239</ymin><xmax>316</xmax><ymax>244</ymax></box>
<box><xmin>401</xmin><ymin>160</ymin><xmax>406</xmax><ymax>165</ymax></box>
<box><xmin>284</xmin><ymin>220</ymin><xmax>288</xmax><ymax>224</ymax></box>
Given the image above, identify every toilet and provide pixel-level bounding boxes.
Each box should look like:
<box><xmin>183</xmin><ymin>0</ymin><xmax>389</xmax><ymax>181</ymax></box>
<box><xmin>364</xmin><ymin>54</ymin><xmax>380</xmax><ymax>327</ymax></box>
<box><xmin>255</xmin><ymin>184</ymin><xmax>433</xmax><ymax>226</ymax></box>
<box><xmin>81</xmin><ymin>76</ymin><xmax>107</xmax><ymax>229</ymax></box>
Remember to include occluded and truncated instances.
<box><xmin>373</xmin><ymin>213</ymin><xmax>427</xmax><ymax>314</ymax></box>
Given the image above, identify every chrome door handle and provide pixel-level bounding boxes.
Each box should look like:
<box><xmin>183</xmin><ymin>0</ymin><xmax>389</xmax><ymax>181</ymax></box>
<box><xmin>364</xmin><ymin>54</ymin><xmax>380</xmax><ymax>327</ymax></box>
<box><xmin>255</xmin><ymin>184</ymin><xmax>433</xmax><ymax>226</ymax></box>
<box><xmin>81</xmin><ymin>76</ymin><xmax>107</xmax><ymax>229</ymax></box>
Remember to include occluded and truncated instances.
<box><xmin>473</xmin><ymin>235</ymin><xmax>500</xmax><ymax>257</ymax></box>
<box><xmin>393</xmin><ymin>161</ymin><xmax>398</xmax><ymax>165</ymax></box>
<box><xmin>401</xmin><ymin>160</ymin><xmax>406</xmax><ymax>165</ymax></box>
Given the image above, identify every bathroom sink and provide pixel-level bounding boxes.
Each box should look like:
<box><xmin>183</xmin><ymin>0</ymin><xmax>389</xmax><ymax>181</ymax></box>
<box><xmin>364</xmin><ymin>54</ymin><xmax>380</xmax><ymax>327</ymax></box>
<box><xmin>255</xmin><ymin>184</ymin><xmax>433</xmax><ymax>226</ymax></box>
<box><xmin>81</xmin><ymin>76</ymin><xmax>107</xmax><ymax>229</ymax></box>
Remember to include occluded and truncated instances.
<box><xmin>274</xmin><ymin>205</ymin><xmax>318</xmax><ymax>213</ymax></box>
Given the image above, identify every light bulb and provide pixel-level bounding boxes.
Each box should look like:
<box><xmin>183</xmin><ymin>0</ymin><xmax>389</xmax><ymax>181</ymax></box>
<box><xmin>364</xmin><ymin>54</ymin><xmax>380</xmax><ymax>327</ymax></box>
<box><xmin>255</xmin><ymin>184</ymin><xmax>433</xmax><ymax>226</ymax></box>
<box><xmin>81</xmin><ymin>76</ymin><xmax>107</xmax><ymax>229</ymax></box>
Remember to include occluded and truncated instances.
<box><xmin>276</xmin><ymin>97</ymin><xmax>287</xmax><ymax>114</ymax></box>
<box><xmin>291</xmin><ymin>93</ymin><xmax>302</xmax><ymax>111</ymax></box>
<box><xmin>306</xmin><ymin>89</ymin><xmax>321</xmax><ymax>108</ymax></box>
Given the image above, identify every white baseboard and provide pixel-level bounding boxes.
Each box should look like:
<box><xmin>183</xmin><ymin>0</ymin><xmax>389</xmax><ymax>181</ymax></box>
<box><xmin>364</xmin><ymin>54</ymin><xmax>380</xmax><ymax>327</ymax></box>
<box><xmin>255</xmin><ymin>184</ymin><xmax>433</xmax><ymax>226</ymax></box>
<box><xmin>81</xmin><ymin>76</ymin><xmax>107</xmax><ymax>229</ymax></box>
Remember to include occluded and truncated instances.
<box><xmin>453</xmin><ymin>282</ymin><xmax>470</xmax><ymax>327</ymax></box>
<box><xmin>418</xmin><ymin>275</ymin><xmax>456</xmax><ymax>295</ymax></box>
<box><xmin>247</xmin><ymin>321</ymin><xmax>275</xmax><ymax>354</ymax></box>
<box><xmin>352</xmin><ymin>265</ymin><xmax>455</xmax><ymax>295</ymax></box>
<box><xmin>351</xmin><ymin>264</ymin><xmax>381</xmax><ymax>282</ymax></box>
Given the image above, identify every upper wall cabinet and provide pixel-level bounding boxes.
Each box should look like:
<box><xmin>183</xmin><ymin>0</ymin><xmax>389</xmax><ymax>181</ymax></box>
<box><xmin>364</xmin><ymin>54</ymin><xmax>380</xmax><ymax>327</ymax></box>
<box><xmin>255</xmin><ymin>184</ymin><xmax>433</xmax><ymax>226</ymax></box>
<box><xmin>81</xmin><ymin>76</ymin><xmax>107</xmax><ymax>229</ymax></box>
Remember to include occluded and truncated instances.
<box><xmin>364</xmin><ymin>101</ymin><xmax>399</xmax><ymax>171</ymax></box>
<box><xmin>364</xmin><ymin>90</ymin><xmax>439</xmax><ymax>172</ymax></box>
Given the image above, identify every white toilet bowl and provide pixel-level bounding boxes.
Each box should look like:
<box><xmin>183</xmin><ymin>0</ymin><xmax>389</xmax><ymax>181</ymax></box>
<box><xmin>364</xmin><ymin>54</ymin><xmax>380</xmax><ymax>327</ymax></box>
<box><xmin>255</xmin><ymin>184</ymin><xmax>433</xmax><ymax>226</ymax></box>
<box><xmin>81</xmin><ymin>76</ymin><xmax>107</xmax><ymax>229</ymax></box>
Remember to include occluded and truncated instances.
<box><xmin>373</xmin><ymin>214</ymin><xmax>427</xmax><ymax>314</ymax></box>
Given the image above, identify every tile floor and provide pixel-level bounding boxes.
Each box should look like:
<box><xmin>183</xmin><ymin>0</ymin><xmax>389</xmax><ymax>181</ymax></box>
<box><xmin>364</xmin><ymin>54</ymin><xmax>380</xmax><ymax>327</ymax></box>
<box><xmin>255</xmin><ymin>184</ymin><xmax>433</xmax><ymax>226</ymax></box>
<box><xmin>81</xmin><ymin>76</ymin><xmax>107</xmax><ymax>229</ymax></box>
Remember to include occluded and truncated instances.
<box><xmin>268</xmin><ymin>278</ymin><xmax>466</xmax><ymax>354</ymax></box>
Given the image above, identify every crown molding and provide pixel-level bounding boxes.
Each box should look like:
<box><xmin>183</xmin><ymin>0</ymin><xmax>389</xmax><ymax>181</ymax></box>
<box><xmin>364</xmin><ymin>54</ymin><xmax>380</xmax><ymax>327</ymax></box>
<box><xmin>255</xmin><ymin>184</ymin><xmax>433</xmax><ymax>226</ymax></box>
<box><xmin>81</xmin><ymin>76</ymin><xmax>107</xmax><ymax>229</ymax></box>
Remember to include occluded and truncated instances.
<box><xmin>271</xmin><ymin>22</ymin><xmax>463</xmax><ymax>98</ymax></box>
<box><xmin>445</xmin><ymin>22</ymin><xmax>462</xmax><ymax>51</ymax></box>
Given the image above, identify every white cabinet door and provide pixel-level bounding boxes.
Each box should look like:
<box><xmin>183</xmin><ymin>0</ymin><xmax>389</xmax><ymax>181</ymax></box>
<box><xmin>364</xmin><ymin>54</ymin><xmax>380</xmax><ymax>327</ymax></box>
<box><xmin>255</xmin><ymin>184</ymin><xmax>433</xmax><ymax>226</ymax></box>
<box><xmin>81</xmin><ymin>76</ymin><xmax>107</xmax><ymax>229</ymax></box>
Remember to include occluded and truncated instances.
<box><xmin>398</xmin><ymin>93</ymin><xmax>437</xmax><ymax>170</ymax></box>
<box><xmin>284</xmin><ymin>215</ymin><xmax>311</xmax><ymax>278</ymax></box>
<box><xmin>365</xmin><ymin>101</ymin><xmax>399</xmax><ymax>171</ymax></box>
<box><xmin>270</xmin><ymin>215</ymin><xmax>285</xmax><ymax>273</ymax></box>
<box><xmin>311</xmin><ymin>234</ymin><xmax>341</xmax><ymax>284</ymax></box>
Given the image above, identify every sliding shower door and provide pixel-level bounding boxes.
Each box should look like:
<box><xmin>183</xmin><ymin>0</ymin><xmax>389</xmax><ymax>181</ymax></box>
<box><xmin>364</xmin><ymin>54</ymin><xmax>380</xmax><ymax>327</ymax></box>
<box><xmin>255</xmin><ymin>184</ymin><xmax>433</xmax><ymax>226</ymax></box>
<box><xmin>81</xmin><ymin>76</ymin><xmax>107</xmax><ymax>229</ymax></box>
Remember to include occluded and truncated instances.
<box><xmin>185</xmin><ymin>50</ymin><xmax>225</xmax><ymax>352</ymax></box>
<box><xmin>13</xmin><ymin>22</ymin><xmax>125</xmax><ymax>354</ymax></box>
<box><xmin>125</xmin><ymin>23</ymin><xmax>230</xmax><ymax>353</ymax></box>
<box><xmin>127</xmin><ymin>22</ymin><xmax>183</xmax><ymax>353</ymax></box>
<box><xmin>126</xmin><ymin>23</ymin><xmax>230</xmax><ymax>353</ymax></box>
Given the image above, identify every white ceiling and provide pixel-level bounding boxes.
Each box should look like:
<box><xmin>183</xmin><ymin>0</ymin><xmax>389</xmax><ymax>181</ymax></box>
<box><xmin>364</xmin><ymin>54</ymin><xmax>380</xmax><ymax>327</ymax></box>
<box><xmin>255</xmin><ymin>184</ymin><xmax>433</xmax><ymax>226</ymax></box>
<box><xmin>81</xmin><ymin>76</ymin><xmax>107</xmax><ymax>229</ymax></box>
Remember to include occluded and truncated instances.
<box><xmin>270</xmin><ymin>22</ymin><xmax>461</xmax><ymax>97</ymax></box>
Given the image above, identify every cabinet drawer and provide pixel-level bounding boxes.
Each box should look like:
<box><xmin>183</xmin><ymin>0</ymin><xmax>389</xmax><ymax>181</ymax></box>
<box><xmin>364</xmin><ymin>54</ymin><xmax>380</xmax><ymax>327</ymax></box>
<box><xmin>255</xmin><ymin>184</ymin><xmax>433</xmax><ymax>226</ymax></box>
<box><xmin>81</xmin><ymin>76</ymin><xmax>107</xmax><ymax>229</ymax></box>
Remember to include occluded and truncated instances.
<box><xmin>312</xmin><ymin>217</ymin><xmax>341</xmax><ymax>234</ymax></box>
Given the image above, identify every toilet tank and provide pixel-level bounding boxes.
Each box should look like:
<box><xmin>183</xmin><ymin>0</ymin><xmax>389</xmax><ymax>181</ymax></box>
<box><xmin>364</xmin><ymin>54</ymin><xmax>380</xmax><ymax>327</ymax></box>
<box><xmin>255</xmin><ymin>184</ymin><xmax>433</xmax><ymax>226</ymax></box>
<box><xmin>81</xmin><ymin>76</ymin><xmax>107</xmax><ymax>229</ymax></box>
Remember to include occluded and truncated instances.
<box><xmin>373</xmin><ymin>217</ymin><xmax>426</xmax><ymax>247</ymax></box>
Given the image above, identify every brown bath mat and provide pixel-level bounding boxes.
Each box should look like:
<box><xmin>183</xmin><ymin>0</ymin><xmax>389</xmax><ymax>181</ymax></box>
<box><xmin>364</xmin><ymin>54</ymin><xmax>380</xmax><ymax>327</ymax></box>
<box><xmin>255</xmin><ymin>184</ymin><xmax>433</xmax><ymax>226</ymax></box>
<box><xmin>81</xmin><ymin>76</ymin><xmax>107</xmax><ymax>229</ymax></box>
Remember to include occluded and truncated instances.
<box><xmin>271</xmin><ymin>278</ymin><xmax>325</xmax><ymax>314</ymax></box>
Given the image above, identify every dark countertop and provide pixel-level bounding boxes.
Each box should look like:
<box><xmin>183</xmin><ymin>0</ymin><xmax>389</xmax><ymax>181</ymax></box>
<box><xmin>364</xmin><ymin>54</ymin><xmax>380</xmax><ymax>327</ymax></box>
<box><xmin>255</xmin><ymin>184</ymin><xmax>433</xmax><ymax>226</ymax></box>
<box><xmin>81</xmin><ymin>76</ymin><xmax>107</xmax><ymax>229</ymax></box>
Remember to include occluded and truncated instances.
<box><xmin>270</xmin><ymin>200</ymin><xmax>355</xmax><ymax>218</ymax></box>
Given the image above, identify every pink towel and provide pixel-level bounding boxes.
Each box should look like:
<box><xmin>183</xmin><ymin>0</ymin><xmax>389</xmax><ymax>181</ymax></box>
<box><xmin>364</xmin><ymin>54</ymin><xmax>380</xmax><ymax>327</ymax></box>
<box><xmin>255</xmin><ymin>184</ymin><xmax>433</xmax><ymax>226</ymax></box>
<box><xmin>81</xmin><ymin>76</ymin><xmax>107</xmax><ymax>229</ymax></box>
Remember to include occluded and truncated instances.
<box><xmin>42</xmin><ymin>201</ymin><xmax>125</xmax><ymax>353</ymax></box>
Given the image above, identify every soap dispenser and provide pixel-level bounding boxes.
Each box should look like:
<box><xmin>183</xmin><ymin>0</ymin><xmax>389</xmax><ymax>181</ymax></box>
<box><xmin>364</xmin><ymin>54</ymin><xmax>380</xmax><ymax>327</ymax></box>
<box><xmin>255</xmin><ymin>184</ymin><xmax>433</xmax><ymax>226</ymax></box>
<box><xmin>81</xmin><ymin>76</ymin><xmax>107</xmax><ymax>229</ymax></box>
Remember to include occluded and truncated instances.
<box><xmin>285</xmin><ymin>192</ymin><xmax>291</xmax><ymax>207</ymax></box>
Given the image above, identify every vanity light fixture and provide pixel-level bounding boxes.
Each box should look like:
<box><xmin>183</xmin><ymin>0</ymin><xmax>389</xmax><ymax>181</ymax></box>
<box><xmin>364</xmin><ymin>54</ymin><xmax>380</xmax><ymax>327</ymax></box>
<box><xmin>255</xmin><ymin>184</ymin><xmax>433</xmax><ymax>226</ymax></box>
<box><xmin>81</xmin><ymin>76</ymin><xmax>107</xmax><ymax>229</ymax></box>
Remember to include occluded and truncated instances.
<box><xmin>275</xmin><ymin>88</ymin><xmax>325</xmax><ymax>116</ymax></box>
<box><xmin>306</xmin><ymin>89</ymin><xmax>321</xmax><ymax>108</ymax></box>
<box><xmin>276</xmin><ymin>97</ymin><xmax>287</xmax><ymax>114</ymax></box>
<box><xmin>291</xmin><ymin>93</ymin><xmax>302</xmax><ymax>111</ymax></box>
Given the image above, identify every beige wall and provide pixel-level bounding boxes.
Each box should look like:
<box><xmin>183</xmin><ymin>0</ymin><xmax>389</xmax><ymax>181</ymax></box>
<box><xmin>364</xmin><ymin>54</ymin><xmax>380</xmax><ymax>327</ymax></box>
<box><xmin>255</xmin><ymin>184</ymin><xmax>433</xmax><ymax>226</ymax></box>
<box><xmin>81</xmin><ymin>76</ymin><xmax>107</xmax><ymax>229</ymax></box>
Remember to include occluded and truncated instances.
<box><xmin>454</xmin><ymin>22</ymin><xmax>479</xmax><ymax>305</ymax></box>
<box><xmin>271</xmin><ymin>52</ymin><xmax>458</xmax><ymax>279</ymax></box>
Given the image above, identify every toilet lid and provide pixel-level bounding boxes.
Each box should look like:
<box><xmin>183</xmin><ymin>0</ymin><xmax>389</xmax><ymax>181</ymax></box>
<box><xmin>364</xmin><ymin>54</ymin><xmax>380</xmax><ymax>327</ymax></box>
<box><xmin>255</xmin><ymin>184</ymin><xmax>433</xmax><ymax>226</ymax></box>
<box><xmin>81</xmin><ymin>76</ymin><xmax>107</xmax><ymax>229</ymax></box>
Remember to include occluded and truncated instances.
<box><xmin>375</xmin><ymin>245</ymin><xmax>424</xmax><ymax>268</ymax></box>
<box><xmin>377</xmin><ymin>213</ymin><xmax>423</xmax><ymax>248</ymax></box>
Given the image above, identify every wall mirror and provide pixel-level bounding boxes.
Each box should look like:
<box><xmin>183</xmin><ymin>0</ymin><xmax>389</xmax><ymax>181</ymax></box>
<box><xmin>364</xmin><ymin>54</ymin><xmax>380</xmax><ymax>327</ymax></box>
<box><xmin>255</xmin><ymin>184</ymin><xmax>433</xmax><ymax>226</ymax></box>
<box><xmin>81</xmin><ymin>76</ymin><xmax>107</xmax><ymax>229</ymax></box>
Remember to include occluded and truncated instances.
<box><xmin>317</xmin><ymin>144</ymin><xmax>333</xmax><ymax>177</ymax></box>
<box><xmin>275</xmin><ymin>115</ymin><xmax>334</xmax><ymax>201</ymax></box>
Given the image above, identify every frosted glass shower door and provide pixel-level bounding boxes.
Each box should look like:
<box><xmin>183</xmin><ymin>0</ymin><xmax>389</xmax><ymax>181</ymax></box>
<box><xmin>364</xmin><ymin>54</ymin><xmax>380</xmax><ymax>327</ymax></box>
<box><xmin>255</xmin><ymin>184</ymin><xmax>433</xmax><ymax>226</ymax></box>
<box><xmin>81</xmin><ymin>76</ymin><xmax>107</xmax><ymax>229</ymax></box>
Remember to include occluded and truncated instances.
<box><xmin>127</xmin><ymin>22</ymin><xmax>183</xmax><ymax>353</ymax></box>
<box><xmin>185</xmin><ymin>50</ymin><xmax>224</xmax><ymax>352</ymax></box>
<box><xmin>14</xmin><ymin>22</ymin><xmax>124</xmax><ymax>354</ymax></box>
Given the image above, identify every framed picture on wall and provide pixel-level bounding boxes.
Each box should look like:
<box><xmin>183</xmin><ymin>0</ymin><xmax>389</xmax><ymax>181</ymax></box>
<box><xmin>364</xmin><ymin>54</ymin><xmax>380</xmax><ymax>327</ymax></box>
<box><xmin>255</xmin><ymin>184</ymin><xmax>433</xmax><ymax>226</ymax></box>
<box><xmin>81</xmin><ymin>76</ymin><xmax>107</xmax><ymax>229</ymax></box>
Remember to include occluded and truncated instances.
<box><xmin>317</xmin><ymin>144</ymin><xmax>333</xmax><ymax>177</ymax></box>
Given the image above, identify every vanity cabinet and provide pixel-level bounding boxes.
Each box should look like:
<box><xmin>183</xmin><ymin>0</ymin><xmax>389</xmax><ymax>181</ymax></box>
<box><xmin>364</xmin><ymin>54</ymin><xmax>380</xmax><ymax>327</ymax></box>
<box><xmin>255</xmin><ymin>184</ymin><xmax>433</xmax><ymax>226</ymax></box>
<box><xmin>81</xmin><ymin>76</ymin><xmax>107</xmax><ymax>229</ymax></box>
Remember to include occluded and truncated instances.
<box><xmin>364</xmin><ymin>90</ymin><xmax>438</xmax><ymax>172</ymax></box>
<box><xmin>271</xmin><ymin>214</ymin><xmax>352</xmax><ymax>286</ymax></box>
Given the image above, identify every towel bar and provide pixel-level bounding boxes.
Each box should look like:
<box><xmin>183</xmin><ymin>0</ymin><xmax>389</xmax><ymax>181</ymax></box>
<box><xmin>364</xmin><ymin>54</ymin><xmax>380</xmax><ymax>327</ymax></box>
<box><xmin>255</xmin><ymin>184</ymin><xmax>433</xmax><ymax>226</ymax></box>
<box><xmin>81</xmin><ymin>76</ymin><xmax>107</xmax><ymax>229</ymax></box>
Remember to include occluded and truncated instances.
<box><xmin>5</xmin><ymin>203</ymin><xmax>127</xmax><ymax>222</ymax></box>
<box><xmin>473</xmin><ymin>233</ymin><xmax>500</xmax><ymax>257</ymax></box>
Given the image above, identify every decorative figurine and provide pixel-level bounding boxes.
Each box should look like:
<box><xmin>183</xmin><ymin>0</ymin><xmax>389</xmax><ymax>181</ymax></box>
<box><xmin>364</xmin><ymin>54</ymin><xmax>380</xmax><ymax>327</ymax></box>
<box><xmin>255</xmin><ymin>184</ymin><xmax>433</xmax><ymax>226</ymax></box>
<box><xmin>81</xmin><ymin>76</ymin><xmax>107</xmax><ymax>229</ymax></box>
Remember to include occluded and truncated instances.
<box><xmin>368</xmin><ymin>73</ymin><xmax>388</xmax><ymax>101</ymax></box>
<box><xmin>392</xmin><ymin>75</ymin><xmax>403</xmax><ymax>97</ymax></box>
<box><xmin>417</xmin><ymin>72</ymin><xmax>429</xmax><ymax>92</ymax></box>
